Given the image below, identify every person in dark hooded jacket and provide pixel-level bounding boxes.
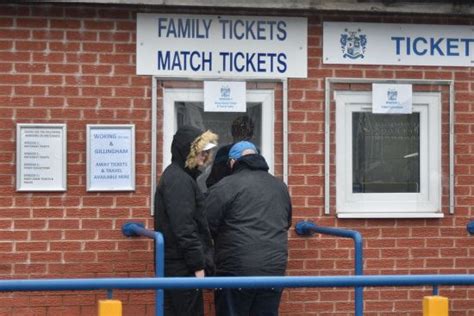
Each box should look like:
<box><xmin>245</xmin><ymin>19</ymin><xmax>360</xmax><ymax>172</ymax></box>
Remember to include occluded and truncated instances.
<box><xmin>205</xmin><ymin>115</ymin><xmax>255</xmax><ymax>189</ymax></box>
<box><xmin>154</xmin><ymin>125</ymin><xmax>218</xmax><ymax>316</ymax></box>
<box><xmin>205</xmin><ymin>141</ymin><xmax>292</xmax><ymax>316</ymax></box>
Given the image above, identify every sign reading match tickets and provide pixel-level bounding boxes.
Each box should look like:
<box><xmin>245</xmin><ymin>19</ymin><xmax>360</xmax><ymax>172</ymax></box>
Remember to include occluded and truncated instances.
<box><xmin>323</xmin><ymin>22</ymin><xmax>474</xmax><ymax>67</ymax></box>
<box><xmin>372</xmin><ymin>84</ymin><xmax>413</xmax><ymax>114</ymax></box>
<box><xmin>16</xmin><ymin>124</ymin><xmax>67</xmax><ymax>191</ymax></box>
<box><xmin>137</xmin><ymin>13</ymin><xmax>308</xmax><ymax>78</ymax></box>
<box><xmin>204</xmin><ymin>81</ymin><xmax>246</xmax><ymax>112</ymax></box>
<box><xmin>87</xmin><ymin>125</ymin><xmax>135</xmax><ymax>191</ymax></box>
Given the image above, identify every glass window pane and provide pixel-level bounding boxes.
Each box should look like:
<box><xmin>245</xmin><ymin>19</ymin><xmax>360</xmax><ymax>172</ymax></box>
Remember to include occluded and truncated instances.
<box><xmin>352</xmin><ymin>113</ymin><xmax>420</xmax><ymax>193</ymax></box>
<box><xmin>175</xmin><ymin>102</ymin><xmax>262</xmax><ymax>149</ymax></box>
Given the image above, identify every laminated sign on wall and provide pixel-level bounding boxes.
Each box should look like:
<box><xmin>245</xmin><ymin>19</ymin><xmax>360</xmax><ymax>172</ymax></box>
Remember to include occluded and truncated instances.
<box><xmin>204</xmin><ymin>81</ymin><xmax>246</xmax><ymax>112</ymax></box>
<box><xmin>16</xmin><ymin>124</ymin><xmax>67</xmax><ymax>191</ymax></box>
<box><xmin>87</xmin><ymin>125</ymin><xmax>135</xmax><ymax>192</ymax></box>
<box><xmin>372</xmin><ymin>84</ymin><xmax>413</xmax><ymax>114</ymax></box>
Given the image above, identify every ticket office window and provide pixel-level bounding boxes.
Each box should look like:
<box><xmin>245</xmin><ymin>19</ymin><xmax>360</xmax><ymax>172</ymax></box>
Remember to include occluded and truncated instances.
<box><xmin>335</xmin><ymin>91</ymin><xmax>442</xmax><ymax>218</ymax></box>
<box><xmin>163</xmin><ymin>88</ymin><xmax>274</xmax><ymax>180</ymax></box>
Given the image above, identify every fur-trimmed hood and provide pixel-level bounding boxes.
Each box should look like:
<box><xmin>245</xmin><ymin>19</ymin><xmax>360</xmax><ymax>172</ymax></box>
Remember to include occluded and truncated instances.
<box><xmin>171</xmin><ymin>126</ymin><xmax>218</xmax><ymax>172</ymax></box>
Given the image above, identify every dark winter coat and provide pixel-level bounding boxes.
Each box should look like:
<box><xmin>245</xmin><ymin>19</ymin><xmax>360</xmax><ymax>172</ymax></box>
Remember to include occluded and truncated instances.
<box><xmin>205</xmin><ymin>143</ymin><xmax>233</xmax><ymax>188</ymax></box>
<box><xmin>205</xmin><ymin>154</ymin><xmax>292</xmax><ymax>276</ymax></box>
<box><xmin>154</xmin><ymin>126</ymin><xmax>216</xmax><ymax>276</ymax></box>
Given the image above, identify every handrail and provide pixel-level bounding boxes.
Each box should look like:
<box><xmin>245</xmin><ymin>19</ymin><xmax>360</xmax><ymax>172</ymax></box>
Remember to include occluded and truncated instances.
<box><xmin>468</xmin><ymin>221</ymin><xmax>474</xmax><ymax>235</ymax></box>
<box><xmin>122</xmin><ymin>222</ymin><xmax>164</xmax><ymax>316</ymax></box>
<box><xmin>295</xmin><ymin>220</ymin><xmax>363</xmax><ymax>316</ymax></box>
<box><xmin>1</xmin><ymin>274</ymin><xmax>474</xmax><ymax>291</ymax></box>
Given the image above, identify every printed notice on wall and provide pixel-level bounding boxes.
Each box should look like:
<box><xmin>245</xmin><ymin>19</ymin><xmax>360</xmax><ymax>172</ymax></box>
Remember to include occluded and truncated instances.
<box><xmin>87</xmin><ymin>125</ymin><xmax>135</xmax><ymax>191</ymax></box>
<box><xmin>372</xmin><ymin>83</ymin><xmax>413</xmax><ymax>114</ymax></box>
<box><xmin>16</xmin><ymin>124</ymin><xmax>67</xmax><ymax>191</ymax></box>
<box><xmin>204</xmin><ymin>81</ymin><xmax>246</xmax><ymax>112</ymax></box>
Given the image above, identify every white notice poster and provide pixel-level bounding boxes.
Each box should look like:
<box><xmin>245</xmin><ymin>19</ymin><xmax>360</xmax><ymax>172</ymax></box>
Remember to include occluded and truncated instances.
<box><xmin>204</xmin><ymin>81</ymin><xmax>246</xmax><ymax>112</ymax></box>
<box><xmin>372</xmin><ymin>84</ymin><xmax>413</xmax><ymax>114</ymax></box>
<box><xmin>16</xmin><ymin>124</ymin><xmax>67</xmax><ymax>191</ymax></box>
<box><xmin>87</xmin><ymin>125</ymin><xmax>135</xmax><ymax>191</ymax></box>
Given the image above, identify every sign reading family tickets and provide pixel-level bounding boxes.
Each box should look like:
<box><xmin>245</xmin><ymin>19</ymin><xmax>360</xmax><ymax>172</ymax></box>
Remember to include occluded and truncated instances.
<box><xmin>324</xmin><ymin>22</ymin><xmax>474</xmax><ymax>67</ymax></box>
<box><xmin>136</xmin><ymin>14</ymin><xmax>308</xmax><ymax>78</ymax></box>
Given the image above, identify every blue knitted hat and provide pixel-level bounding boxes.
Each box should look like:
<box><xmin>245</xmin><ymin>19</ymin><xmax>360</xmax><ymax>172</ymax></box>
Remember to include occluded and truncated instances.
<box><xmin>228</xmin><ymin>141</ymin><xmax>257</xmax><ymax>160</ymax></box>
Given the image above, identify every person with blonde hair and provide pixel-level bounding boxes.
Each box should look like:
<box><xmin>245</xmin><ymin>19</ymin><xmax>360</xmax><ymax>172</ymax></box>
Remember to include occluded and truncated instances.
<box><xmin>154</xmin><ymin>125</ymin><xmax>218</xmax><ymax>316</ymax></box>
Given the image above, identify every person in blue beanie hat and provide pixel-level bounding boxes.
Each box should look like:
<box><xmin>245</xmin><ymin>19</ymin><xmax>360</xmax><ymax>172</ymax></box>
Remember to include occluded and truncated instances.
<box><xmin>205</xmin><ymin>140</ymin><xmax>292</xmax><ymax>316</ymax></box>
<box><xmin>228</xmin><ymin>140</ymin><xmax>257</xmax><ymax>160</ymax></box>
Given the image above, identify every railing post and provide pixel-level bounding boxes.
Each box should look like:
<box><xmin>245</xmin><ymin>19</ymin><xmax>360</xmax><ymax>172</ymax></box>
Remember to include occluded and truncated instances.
<box><xmin>154</xmin><ymin>231</ymin><xmax>164</xmax><ymax>316</ymax></box>
<box><xmin>295</xmin><ymin>220</ymin><xmax>364</xmax><ymax>316</ymax></box>
<box><xmin>122</xmin><ymin>222</ymin><xmax>164</xmax><ymax>316</ymax></box>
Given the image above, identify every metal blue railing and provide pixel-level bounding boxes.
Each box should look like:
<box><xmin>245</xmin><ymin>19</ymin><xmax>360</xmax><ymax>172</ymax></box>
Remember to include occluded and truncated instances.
<box><xmin>295</xmin><ymin>220</ymin><xmax>363</xmax><ymax>316</ymax></box>
<box><xmin>1</xmin><ymin>274</ymin><xmax>474</xmax><ymax>291</ymax></box>
<box><xmin>0</xmin><ymin>221</ymin><xmax>473</xmax><ymax>315</ymax></box>
<box><xmin>122</xmin><ymin>222</ymin><xmax>164</xmax><ymax>316</ymax></box>
<box><xmin>1</xmin><ymin>275</ymin><xmax>474</xmax><ymax>300</ymax></box>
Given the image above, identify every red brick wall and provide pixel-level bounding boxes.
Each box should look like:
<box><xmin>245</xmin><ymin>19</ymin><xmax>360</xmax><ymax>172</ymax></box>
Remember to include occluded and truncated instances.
<box><xmin>0</xmin><ymin>3</ymin><xmax>473</xmax><ymax>315</ymax></box>
<box><xmin>0</xmin><ymin>4</ymin><xmax>156</xmax><ymax>315</ymax></box>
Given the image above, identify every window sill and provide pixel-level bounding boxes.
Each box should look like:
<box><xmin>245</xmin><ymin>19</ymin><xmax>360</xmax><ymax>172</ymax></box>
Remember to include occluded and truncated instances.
<box><xmin>336</xmin><ymin>212</ymin><xmax>444</xmax><ymax>219</ymax></box>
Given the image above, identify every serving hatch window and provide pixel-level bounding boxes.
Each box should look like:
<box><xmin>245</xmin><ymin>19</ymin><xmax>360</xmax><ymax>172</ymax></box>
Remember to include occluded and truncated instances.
<box><xmin>335</xmin><ymin>91</ymin><xmax>442</xmax><ymax>218</ymax></box>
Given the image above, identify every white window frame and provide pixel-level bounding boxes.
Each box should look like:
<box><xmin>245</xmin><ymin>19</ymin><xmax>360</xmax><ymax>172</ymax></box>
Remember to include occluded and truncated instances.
<box><xmin>163</xmin><ymin>88</ymin><xmax>274</xmax><ymax>174</ymax></box>
<box><xmin>335</xmin><ymin>91</ymin><xmax>442</xmax><ymax>218</ymax></box>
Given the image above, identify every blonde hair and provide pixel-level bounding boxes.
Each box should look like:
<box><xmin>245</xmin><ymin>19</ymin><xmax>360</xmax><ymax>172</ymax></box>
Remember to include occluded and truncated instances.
<box><xmin>185</xmin><ymin>130</ymin><xmax>218</xmax><ymax>169</ymax></box>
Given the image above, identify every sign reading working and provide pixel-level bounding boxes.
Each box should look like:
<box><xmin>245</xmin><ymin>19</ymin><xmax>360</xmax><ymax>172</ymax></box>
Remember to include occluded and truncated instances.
<box><xmin>324</xmin><ymin>22</ymin><xmax>474</xmax><ymax>67</ymax></box>
<box><xmin>137</xmin><ymin>14</ymin><xmax>307</xmax><ymax>78</ymax></box>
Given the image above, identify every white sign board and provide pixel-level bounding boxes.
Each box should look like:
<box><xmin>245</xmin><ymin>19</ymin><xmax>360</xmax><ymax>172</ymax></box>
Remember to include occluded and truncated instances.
<box><xmin>372</xmin><ymin>84</ymin><xmax>413</xmax><ymax>114</ymax></box>
<box><xmin>87</xmin><ymin>125</ymin><xmax>135</xmax><ymax>191</ymax></box>
<box><xmin>16</xmin><ymin>124</ymin><xmax>67</xmax><ymax>191</ymax></box>
<box><xmin>204</xmin><ymin>81</ymin><xmax>246</xmax><ymax>112</ymax></box>
<box><xmin>137</xmin><ymin>14</ymin><xmax>307</xmax><ymax>78</ymax></box>
<box><xmin>324</xmin><ymin>22</ymin><xmax>474</xmax><ymax>67</ymax></box>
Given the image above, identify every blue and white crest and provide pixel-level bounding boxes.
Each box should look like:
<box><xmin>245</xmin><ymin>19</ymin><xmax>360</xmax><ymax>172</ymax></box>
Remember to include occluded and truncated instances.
<box><xmin>387</xmin><ymin>88</ymin><xmax>398</xmax><ymax>101</ymax></box>
<box><xmin>340</xmin><ymin>28</ymin><xmax>367</xmax><ymax>59</ymax></box>
<box><xmin>220</xmin><ymin>85</ymin><xmax>230</xmax><ymax>98</ymax></box>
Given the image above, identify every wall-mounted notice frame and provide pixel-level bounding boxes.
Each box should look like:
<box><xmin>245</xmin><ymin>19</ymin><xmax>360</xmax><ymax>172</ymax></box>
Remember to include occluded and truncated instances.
<box><xmin>87</xmin><ymin>124</ymin><xmax>135</xmax><ymax>192</ymax></box>
<box><xmin>16</xmin><ymin>123</ymin><xmax>67</xmax><ymax>191</ymax></box>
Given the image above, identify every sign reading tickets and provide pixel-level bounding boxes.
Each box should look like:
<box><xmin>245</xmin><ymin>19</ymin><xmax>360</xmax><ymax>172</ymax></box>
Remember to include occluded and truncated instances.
<box><xmin>324</xmin><ymin>22</ymin><xmax>474</xmax><ymax>67</ymax></box>
<box><xmin>136</xmin><ymin>14</ymin><xmax>307</xmax><ymax>78</ymax></box>
<box><xmin>16</xmin><ymin>124</ymin><xmax>67</xmax><ymax>191</ymax></box>
<box><xmin>204</xmin><ymin>81</ymin><xmax>246</xmax><ymax>112</ymax></box>
<box><xmin>372</xmin><ymin>83</ymin><xmax>413</xmax><ymax>114</ymax></box>
<box><xmin>87</xmin><ymin>125</ymin><xmax>135</xmax><ymax>191</ymax></box>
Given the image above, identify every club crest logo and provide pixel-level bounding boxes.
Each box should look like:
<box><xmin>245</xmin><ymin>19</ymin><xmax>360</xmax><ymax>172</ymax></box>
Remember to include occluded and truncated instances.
<box><xmin>220</xmin><ymin>85</ymin><xmax>230</xmax><ymax>98</ymax></box>
<box><xmin>387</xmin><ymin>88</ymin><xmax>398</xmax><ymax>101</ymax></box>
<box><xmin>340</xmin><ymin>28</ymin><xmax>367</xmax><ymax>59</ymax></box>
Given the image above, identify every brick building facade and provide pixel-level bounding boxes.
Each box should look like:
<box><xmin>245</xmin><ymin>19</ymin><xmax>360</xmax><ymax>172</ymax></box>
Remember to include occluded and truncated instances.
<box><xmin>0</xmin><ymin>2</ymin><xmax>473</xmax><ymax>315</ymax></box>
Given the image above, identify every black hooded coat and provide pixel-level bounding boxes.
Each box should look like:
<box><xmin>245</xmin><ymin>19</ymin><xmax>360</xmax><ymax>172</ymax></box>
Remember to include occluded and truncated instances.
<box><xmin>154</xmin><ymin>126</ymin><xmax>214</xmax><ymax>276</ymax></box>
<box><xmin>205</xmin><ymin>154</ymin><xmax>292</xmax><ymax>277</ymax></box>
